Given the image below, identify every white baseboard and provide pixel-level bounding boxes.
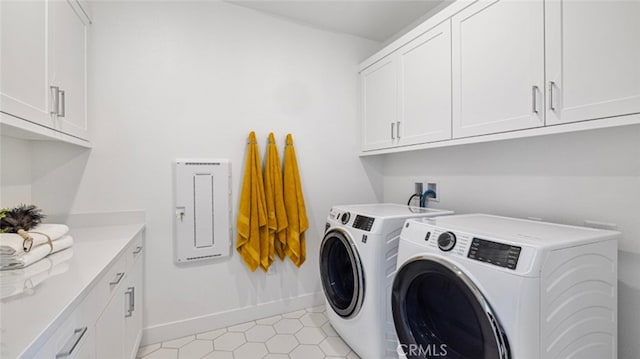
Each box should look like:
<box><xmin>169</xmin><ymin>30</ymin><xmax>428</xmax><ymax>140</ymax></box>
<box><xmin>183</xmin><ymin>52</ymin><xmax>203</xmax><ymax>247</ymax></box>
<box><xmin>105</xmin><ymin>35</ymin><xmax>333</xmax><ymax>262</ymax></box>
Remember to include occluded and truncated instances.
<box><xmin>141</xmin><ymin>292</ymin><xmax>325</xmax><ymax>346</ymax></box>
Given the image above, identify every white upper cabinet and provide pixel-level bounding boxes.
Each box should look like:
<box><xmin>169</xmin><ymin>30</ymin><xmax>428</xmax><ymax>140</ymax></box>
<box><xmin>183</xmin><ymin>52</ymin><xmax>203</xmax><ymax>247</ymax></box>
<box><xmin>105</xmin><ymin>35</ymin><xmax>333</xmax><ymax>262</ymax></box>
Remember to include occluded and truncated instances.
<box><xmin>0</xmin><ymin>0</ymin><xmax>53</xmax><ymax>128</ymax></box>
<box><xmin>545</xmin><ymin>0</ymin><xmax>640</xmax><ymax>125</ymax></box>
<box><xmin>49</xmin><ymin>0</ymin><xmax>90</xmax><ymax>140</ymax></box>
<box><xmin>362</xmin><ymin>20</ymin><xmax>453</xmax><ymax>151</ymax></box>
<box><xmin>0</xmin><ymin>0</ymin><xmax>90</xmax><ymax>142</ymax></box>
<box><xmin>361</xmin><ymin>57</ymin><xmax>398</xmax><ymax>151</ymax></box>
<box><xmin>451</xmin><ymin>0</ymin><xmax>545</xmax><ymax>138</ymax></box>
<box><xmin>397</xmin><ymin>20</ymin><xmax>452</xmax><ymax>145</ymax></box>
<box><xmin>359</xmin><ymin>0</ymin><xmax>640</xmax><ymax>154</ymax></box>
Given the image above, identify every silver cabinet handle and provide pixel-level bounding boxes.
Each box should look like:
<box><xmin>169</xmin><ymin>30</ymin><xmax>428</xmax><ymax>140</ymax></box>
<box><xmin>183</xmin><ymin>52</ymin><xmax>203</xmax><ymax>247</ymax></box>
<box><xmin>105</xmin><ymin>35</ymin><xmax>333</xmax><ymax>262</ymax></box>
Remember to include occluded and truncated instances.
<box><xmin>131</xmin><ymin>286</ymin><xmax>135</xmax><ymax>312</ymax></box>
<box><xmin>109</xmin><ymin>272</ymin><xmax>125</xmax><ymax>287</ymax></box>
<box><xmin>50</xmin><ymin>86</ymin><xmax>59</xmax><ymax>115</ymax></box>
<box><xmin>125</xmin><ymin>287</ymin><xmax>135</xmax><ymax>317</ymax></box>
<box><xmin>58</xmin><ymin>89</ymin><xmax>65</xmax><ymax>117</ymax></box>
<box><xmin>549</xmin><ymin>81</ymin><xmax>556</xmax><ymax>111</ymax></box>
<box><xmin>391</xmin><ymin>122</ymin><xmax>395</xmax><ymax>140</ymax></box>
<box><xmin>55</xmin><ymin>327</ymin><xmax>87</xmax><ymax>358</ymax></box>
<box><xmin>396</xmin><ymin>121</ymin><xmax>401</xmax><ymax>138</ymax></box>
<box><xmin>531</xmin><ymin>85</ymin><xmax>539</xmax><ymax>114</ymax></box>
<box><xmin>133</xmin><ymin>246</ymin><xmax>143</xmax><ymax>255</ymax></box>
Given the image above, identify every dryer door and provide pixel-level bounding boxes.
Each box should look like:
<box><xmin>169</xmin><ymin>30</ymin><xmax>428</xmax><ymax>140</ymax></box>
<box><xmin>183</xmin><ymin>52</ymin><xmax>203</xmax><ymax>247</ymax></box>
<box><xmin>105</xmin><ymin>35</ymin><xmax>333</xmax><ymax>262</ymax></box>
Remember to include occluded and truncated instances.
<box><xmin>392</xmin><ymin>256</ymin><xmax>510</xmax><ymax>359</ymax></box>
<box><xmin>319</xmin><ymin>228</ymin><xmax>365</xmax><ymax>318</ymax></box>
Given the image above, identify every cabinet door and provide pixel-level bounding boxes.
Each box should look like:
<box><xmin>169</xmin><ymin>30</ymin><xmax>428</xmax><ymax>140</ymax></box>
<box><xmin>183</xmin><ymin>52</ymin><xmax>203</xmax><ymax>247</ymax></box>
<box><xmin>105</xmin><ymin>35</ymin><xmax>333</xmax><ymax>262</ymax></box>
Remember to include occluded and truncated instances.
<box><xmin>361</xmin><ymin>57</ymin><xmax>398</xmax><ymax>151</ymax></box>
<box><xmin>398</xmin><ymin>20</ymin><xmax>452</xmax><ymax>146</ymax></box>
<box><xmin>124</xmin><ymin>257</ymin><xmax>143</xmax><ymax>359</ymax></box>
<box><xmin>0</xmin><ymin>0</ymin><xmax>54</xmax><ymax>127</ymax></box>
<box><xmin>49</xmin><ymin>0</ymin><xmax>89</xmax><ymax>140</ymax></box>
<box><xmin>452</xmin><ymin>0</ymin><xmax>544</xmax><ymax>138</ymax></box>
<box><xmin>546</xmin><ymin>0</ymin><xmax>640</xmax><ymax>125</ymax></box>
<box><xmin>95</xmin><ymin>280</ymin><xmax>125</xmax><ymax>359</ymax></box>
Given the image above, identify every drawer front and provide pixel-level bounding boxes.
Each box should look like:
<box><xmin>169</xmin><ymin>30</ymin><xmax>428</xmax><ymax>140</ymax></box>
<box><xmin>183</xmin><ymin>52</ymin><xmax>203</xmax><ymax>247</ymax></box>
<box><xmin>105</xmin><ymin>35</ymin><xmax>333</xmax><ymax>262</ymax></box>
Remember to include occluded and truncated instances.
<box><xmin>64</xmin><ymin>329</ymin><xmax>94</xmax><ymax>359</ymax></box>
<box><xmin>91</xmin><ymin>254</ymin><xmax>126</xmax><ymax>318</ymax></box>
<box><xmin>34</xmin><ymin>298</ymin><xmax>94</xmax><ymax>358</ymax></box>
<box><xmin>125</xmin><ymin>232</ymin><xmax>144</xmax><ymax>270</ymax></box>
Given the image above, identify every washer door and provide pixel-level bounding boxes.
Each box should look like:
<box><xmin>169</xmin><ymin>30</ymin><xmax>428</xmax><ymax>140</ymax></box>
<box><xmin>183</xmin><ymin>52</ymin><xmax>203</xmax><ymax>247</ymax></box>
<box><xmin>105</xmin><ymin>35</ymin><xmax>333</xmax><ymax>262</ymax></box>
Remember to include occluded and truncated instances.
<box><xmin>319</xmin><ymin>228</ymin><xmax>365</xmax><ymax>318</ymax></box>
<box><xmin>392</xmin><ymin>257</ymin><xmax>510</xmax><ymax>359</ymax></box>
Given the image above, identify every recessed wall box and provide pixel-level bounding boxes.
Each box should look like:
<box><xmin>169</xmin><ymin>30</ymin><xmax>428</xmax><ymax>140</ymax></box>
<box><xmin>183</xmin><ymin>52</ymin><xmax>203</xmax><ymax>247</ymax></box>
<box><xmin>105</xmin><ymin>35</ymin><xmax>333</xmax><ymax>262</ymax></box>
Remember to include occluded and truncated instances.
<box><xmin>426</xmin><ymin>181</ymin><xmax>439</xmax><ymax>202</ymax></box>
<box><xmin>174</xmin><ymin>159</ymin><xmax>232</xmax><ymax>263</ymax></box>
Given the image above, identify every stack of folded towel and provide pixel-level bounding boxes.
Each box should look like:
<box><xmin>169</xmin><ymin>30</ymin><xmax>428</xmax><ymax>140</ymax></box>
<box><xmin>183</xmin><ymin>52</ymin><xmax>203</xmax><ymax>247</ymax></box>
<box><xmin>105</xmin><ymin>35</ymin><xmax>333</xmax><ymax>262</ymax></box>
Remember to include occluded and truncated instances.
<box><xmin>0</xmin><ymin>248</ymin><xmax>73</xmax><ymax>299</ymax></box>
<box><xmin>0</xmin><ymin>224</ymin><xmax>74</xmax><ymax>270</ymax></box>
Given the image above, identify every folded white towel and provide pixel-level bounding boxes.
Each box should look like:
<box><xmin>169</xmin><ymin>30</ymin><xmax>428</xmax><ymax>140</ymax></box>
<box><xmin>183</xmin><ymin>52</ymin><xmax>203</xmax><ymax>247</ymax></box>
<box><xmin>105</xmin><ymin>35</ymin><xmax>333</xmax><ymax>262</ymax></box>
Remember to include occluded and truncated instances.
<box><xmin>0</xmin><ymin>248</ymin><xmax>73</xmax><ymax>299</ymax></box>
<box><xmin>0</xmin><ymin>235</ymin><xmax>74</xmax><ymax>270</ymax></box>
<box><xmin>0</xmin><ymin>224</ymin><xmax>70</xmax><ymax>256</ymax></box>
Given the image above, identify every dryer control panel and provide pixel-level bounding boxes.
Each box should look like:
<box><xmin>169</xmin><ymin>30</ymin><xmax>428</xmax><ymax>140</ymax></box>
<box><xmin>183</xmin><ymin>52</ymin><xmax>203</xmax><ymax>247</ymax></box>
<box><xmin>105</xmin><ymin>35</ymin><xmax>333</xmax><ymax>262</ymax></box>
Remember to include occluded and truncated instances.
<box><xmin>353</xmin><ymin>215</ymin><xmax>375</xmax><ymax>231</ymax></box>
<box><xmin>401</xmin><ymin>218</ymin><xmax>540</xmax><ymax>275</ymax></box>
<box><xmin>468</xmin><ymin>238</ymin><xmax>521</xmax><ymax>270</ymax></box>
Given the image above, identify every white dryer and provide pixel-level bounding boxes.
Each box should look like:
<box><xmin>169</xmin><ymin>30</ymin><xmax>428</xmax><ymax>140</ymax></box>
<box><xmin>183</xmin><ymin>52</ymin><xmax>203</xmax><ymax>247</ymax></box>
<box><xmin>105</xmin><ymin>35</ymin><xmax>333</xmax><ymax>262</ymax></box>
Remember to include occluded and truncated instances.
<box><xmin>320</xmin><ymin>203</ymin><xmax>453</xmax><ymax>359</ymax></box>
<box><xmin>392</xmin><ymin>214</ymin><xmax>620</xmax><ymax>359</ymax></box>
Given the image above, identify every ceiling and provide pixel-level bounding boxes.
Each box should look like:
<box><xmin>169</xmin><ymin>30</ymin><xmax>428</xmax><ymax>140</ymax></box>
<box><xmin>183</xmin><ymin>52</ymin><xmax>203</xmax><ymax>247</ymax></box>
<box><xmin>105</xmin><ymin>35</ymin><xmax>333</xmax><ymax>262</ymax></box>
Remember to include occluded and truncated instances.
<box><xmin>225</xmin><ymin>0</ymin><xmax>448</xmax><ymax>42</ymax></box>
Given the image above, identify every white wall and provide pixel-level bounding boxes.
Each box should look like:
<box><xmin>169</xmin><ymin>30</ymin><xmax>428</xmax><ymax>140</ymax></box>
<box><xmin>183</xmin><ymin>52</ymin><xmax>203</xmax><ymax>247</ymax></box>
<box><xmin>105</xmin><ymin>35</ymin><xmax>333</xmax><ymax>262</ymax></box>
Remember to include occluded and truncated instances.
<box><xmin>382</xmin><ymin>124</ymin><xmax>640</xmax><ymax>358</ymax></box>
<box><xmin>29</xmin><ymin>1</ymin><xmax>380</xmax><ymax>343</ymax></box>
<box><xmin>0</xmin><ymin>136</ymin><xmax>33</xmax><ymax>207</ymax></box>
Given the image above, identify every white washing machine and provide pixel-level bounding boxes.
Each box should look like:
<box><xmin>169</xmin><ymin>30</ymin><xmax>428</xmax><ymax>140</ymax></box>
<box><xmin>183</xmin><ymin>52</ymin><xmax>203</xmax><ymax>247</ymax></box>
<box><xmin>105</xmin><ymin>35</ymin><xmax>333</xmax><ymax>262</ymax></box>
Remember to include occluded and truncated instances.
<box><xmin>392</xmin><ymin>214</ymin><xmax>620</xmax><ymax>359</ymax></box>
<box><xmin>320</xmin><ymin>203</ymin><xmax>454</xmax><ymax>359</ymax></box>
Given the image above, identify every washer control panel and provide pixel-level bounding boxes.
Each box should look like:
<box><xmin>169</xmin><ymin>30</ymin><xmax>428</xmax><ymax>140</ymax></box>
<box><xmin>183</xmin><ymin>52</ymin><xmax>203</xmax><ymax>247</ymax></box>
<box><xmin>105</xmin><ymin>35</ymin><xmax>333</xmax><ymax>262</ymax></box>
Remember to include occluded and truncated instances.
<box><xmin>468</xmin><ymin>238</ymin><xmax>521</xmax><ymax>270</ymax></box>
<box><xmin>328</xmin><ymin>208</ymin><xmax>376</xmax><ymax>232</ymax></box>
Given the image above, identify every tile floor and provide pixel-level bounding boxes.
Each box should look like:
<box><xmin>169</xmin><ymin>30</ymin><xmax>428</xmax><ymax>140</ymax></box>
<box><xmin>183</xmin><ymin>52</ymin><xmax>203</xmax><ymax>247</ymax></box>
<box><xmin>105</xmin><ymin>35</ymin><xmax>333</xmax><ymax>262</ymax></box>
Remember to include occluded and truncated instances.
<box><xmin>136</xmin><ymin>305</ymin><xmax>361</xmax><ymax>359</ymax></box>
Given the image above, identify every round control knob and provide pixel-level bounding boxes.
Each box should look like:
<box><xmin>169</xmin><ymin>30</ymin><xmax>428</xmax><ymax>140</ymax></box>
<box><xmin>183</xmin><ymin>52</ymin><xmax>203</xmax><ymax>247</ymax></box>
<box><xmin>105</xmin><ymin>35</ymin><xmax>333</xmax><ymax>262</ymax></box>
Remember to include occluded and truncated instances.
<box><xmin>341</xmin><ymin>212</ymin><xmax>351</xmax><ymax>225</ymax></box>
<box><xmin>438</xmin><ymin>232</ymin><xmax>457</xmax><ymax>252</ymax></box>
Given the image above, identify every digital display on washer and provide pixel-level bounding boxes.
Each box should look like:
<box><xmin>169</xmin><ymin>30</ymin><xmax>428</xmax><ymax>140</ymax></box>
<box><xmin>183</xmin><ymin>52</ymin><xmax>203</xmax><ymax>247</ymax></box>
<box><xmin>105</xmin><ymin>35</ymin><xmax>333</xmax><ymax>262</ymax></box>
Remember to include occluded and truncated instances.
<box><xmin>353</xmin><ymin>215</ymin><xmax>375</xmax><ymax>231</ymax></box>
<box><xmin>468</xmin><ymin>238</ymin><xmax>521</xmax><ymax>270</ymax></box>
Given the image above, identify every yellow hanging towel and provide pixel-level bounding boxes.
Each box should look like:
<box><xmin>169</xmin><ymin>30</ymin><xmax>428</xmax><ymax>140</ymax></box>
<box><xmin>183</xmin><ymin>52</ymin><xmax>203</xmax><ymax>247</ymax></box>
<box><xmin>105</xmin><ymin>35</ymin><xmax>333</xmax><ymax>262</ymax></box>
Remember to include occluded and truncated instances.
<box><xmin>236</xmin><ymin>131</ymin><xmax>268</xmax><ymax>272</ymax></box>
<box><xmin>264</xmin><ymin>133</ymin><xmax>288</xmax><ymax>263</ymax></box>
<box><xmin>283</xmin><ymin>133</ymin><xmax>308</xmax><ymax>267</ymax></box>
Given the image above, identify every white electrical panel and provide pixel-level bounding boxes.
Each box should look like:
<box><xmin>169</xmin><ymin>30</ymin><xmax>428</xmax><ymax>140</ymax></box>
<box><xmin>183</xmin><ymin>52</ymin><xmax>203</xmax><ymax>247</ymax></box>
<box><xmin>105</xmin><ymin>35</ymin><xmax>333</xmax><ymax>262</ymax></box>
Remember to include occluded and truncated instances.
<box><xmin>174</xmin><ymin>159</ymin><xmax>232</xmax><ymax>263</ymax></box>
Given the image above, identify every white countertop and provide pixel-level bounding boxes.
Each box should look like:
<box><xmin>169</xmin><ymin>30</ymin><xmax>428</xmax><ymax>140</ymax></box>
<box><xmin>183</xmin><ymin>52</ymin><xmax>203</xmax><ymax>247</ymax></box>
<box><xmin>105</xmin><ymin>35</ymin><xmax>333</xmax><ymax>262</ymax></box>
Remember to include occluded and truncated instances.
<box><xmin>0</xmin><ymin>223</ymin><xmax>145</xmax><ymax>359</ymax></box>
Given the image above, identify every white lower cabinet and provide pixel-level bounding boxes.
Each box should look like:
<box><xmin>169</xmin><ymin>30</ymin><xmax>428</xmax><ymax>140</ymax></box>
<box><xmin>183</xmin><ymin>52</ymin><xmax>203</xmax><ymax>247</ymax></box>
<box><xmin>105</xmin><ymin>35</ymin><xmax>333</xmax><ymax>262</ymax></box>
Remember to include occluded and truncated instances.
<box><xmin>95</xmin><ymin>239</ymin><xmax>144</xmax><ymax>359</ymax></box>
<box><xmin>35</xmin><ymin>233</ymin><xmax>144</xmax><ymax>358</ymax></box>
<box><xmin>66</xmin><ymin>331</ymin><xmax>95</xmax><ymax>359</ymax></box>
<box><xmin>95</xmin><ymin>286</ymin><xmax>125</xmax><ymax>359</ymax></box>
<box><xmin>34</xmin><ymin>309</ymin><xmax>95</xmax><ymax>359</ymax></box>
<box><xmin>124</xmin><ymin>242</ymin><xmax>144</xmax><ymax>359</ymax></box>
